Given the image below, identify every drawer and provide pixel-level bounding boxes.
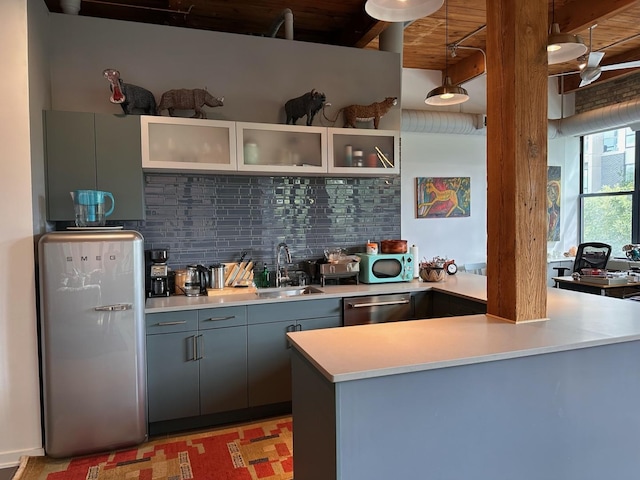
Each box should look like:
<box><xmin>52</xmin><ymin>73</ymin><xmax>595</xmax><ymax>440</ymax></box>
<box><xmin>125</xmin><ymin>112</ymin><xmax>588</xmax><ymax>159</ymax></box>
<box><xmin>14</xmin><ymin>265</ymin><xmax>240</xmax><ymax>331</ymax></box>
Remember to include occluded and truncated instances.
<box><xmin>198</xmin><ymin>306</ymin><xmax>247</xmax><ymax>330</ymax></box>
<box><xmin>146</xmin><ymin>310</ymin><xmax>198</xmax><ymax>334</ymax></box>
<box><xmin>247</xmin><ymin>298</ymin><xmax>342</xmax><ymax>324</ymax></box>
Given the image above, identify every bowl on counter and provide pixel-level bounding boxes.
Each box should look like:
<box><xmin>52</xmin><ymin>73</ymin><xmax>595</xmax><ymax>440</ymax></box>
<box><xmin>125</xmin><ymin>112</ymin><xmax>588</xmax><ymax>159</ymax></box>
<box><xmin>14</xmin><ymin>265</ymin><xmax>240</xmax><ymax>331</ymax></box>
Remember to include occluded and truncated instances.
<box><xmin>380</xmin><ymin>239</ymin><xmax>408</xmax><ymax>254</ymax></box>
<box><xmin>420</xmin><ymin>267</ymin><xmax>446</xmax><ymax>282</ymax></box>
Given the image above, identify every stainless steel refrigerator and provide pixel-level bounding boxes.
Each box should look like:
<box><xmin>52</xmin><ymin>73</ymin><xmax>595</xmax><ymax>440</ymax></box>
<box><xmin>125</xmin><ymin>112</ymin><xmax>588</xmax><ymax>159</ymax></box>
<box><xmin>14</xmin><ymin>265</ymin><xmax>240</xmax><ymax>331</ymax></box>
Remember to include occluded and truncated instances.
<box><xmin>38</xmin><ymin>230</ymin><xmax>147</xmax><ymax>458</ymax></box>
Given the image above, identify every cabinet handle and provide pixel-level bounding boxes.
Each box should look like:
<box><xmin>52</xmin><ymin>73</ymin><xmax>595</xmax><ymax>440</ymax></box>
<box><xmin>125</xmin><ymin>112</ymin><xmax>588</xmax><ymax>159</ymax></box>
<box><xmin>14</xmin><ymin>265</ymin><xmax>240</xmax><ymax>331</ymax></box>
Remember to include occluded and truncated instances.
<box><xmin>95</xmin><ymin>303</ymin><xmax>132</xmax><ymax>311</ymax></box>
<box><xmin>190</xmin><ymin>335</ymin><xmax>197</xmax><ymax>361</ymax></box>
<box><xmin>348</xmin><ymin>299</ymin><xmax>410</xmax><ymax>308</ymax></box>
<box><xmin>156</xmin><ymin>321</ymin><xmax>187</xmax><ymax>326</ymax></box>
<box><xmin>296</xmin><ymin>324</ymin><xmax>302</xmax><ymax>331</ymax></box>
<box><xmin>286</xmin><ymin>324</ymin><xmax>296</xmax><ymax>349</ymax></box>
<box><xmin>195</xmin><ymin>334</ymin><xmax>204</xmax><ymax>360</ymax></box>
<box><xmin>203</xmin><ymin>315</ymin><xmax>235</xmax><ymax>322</ymax></box>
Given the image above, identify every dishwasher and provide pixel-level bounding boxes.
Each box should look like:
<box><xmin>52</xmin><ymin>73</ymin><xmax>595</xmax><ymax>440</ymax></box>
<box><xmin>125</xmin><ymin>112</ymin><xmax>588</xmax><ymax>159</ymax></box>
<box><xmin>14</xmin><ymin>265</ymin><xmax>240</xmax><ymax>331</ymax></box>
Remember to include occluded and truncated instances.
<box><xmin>342</xmin><ymin>293</ymin><xmax>412</xmax><ymax>326</ymax></box>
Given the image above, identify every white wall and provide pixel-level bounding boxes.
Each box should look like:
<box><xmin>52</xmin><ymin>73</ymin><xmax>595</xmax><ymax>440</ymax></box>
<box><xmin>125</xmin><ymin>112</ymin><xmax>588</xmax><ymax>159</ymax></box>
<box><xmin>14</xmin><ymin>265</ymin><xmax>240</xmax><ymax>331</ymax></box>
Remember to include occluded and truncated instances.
<box><xmin>0</xmin><ymin>0</ymin><xmax>47</xmax><ymax>467</ymax></box>
<box><xmin>400</xmin><ymin>132</ymin><xmax>487</xmax><ymax>265</ymax></box>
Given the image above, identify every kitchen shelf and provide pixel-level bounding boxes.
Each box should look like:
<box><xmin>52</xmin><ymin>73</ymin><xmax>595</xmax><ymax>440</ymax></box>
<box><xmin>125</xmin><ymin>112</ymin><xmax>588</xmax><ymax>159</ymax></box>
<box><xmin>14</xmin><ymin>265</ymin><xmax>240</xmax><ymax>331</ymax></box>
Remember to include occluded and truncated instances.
<box><xmin>141</xmin><ymin>115</ymin><xmax>237</xmax><ymax>173</ymax></box>
<box><xmin>328</xmin><ymin>127</ymin><xmax>399</xmax><ymax>176</ymax></box>
<box><xmin>236</xmin><ymin>122</ymin><xmax>327</xmax><ymax>175</ymax></box>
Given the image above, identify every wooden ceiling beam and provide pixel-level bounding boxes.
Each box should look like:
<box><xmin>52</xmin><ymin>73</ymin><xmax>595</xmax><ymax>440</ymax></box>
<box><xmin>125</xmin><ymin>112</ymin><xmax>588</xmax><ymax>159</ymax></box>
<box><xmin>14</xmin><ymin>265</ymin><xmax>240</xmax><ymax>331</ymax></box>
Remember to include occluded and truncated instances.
<box><xmin>562</xmin><ymin>45</ymin><xmax>640</xmax><ymax>92</ymax></box>
<box><xmin>554</xmin><ymin>0</ymin><xmax>638</xmax><ymax>33</ymax></box>
<box><xmin>448</xmin><ymin>50</ymin><xmax>486</xmax><ymax>86</ymax></box>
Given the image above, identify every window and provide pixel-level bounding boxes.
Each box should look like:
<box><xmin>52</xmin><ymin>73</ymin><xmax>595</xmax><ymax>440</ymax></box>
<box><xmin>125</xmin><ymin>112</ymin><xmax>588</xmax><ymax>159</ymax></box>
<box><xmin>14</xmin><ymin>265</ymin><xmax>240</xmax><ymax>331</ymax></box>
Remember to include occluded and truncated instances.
<box><xmin>581</xmin><ymin>127</ymin><xmax>639</xmax><ymax>257</ymax></box>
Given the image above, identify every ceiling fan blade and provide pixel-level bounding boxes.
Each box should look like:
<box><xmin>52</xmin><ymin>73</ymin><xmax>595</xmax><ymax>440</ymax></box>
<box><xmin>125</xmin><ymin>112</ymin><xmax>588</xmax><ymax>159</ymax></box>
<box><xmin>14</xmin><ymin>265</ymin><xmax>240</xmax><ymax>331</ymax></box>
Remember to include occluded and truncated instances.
<box><xmin>600</xmin><ymin>60</ymin><xmax>640</xmax><ymax>71</ymax></box>
<box><xmin>579</xmin><ymin>67</ymin><xmax>602</xmax><ymax>86</ymax></box>
<box><xmin>586</xmin><ymin>51</ymin><xmax>604</xmax><ymax>68</ymax></box>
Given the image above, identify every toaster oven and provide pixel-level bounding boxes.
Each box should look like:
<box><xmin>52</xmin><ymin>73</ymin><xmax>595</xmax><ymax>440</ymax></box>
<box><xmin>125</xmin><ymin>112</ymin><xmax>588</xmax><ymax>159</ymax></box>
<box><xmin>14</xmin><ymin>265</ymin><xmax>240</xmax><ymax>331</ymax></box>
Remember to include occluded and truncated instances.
<box><xmin>357</xmin><ymin>253</ymin><xmax>414</xmax><ymax>283</ymax></box>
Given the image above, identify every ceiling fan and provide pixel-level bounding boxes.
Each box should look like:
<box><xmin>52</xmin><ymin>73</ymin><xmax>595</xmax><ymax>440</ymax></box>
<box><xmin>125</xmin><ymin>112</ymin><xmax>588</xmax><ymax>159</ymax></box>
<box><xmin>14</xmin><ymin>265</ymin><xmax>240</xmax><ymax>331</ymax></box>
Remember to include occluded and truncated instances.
<box><xmin>554</xmin><ymin>25</ymin><xmax>640</xmax><ymax>87</ymax></box>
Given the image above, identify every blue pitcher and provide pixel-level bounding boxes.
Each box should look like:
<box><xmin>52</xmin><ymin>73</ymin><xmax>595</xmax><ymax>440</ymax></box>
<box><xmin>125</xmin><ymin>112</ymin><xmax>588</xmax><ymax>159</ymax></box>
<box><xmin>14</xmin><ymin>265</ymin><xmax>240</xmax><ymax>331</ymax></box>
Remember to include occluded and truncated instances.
<box><xmin>70</xmin><ymin>190</ymin><xmax>115</xmax><ymax>227</ymax></box>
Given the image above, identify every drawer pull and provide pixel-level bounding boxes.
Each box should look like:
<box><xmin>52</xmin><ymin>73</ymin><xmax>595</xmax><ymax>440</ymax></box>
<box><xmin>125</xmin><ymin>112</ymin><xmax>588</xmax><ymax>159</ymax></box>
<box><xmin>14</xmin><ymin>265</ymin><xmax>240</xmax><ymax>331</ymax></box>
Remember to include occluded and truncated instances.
<box><xmin>349</xmin><ymin>299</ymin><xmax>410</xmax><ymax>308</ymax></box>
<box><xmin>203</xmin><ymin>315</ymin><xmax>235</xmax><ymax>322</ymax></box>
<box><xmin>156</xmin><ymin>321</ymin><xmax>187</xmax><ymax>326</ymax></box>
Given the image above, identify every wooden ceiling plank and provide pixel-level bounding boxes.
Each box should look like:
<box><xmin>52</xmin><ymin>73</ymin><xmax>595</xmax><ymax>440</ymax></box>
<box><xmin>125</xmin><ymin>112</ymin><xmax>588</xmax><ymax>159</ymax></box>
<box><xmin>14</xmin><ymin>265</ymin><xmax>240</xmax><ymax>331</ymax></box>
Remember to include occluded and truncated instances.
<box><xmin>555</xmin><ymin>0</ymin><xmax>639</xmax><ymax>33</ymax></box>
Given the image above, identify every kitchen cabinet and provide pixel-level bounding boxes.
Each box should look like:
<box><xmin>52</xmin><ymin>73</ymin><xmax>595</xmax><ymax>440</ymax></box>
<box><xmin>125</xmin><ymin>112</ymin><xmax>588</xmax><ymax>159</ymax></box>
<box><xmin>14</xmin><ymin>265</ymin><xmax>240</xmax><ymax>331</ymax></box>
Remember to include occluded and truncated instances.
<box><xmin>431</xmin><ymin>290</ymin><xmax>486</xmax><ymax>318</ymax></box>
<box><xmin>327</xmin><ymin>127</ymin><xmax>399</xmax><ymax>176</ymax></box>
<box><xmin>247</xmin><ymin>298</ymin><xmax>341</xmax><ymax>407</ymax></box>
<box><xmin>236</xmin><ymin>122</ymin><xmax>327</xmax><ymax>175</ymax></box>
<box><xmin>141</xmin><ymin>115</ymin><xmax>237</xmax><ymax>173</ymax></box>
<box><xmin>140</xmin><ymin>115</ymin><xmax>400</xmax><ymax>176</ymax></box>
<box><xmin>145</xmin><ymin>306</ymin><xmax>247</xmax><ymax>423</ymax></box>
<box><xmin>44</xmin><ymin>110</ymin><xmax>145</xmax><ymax>221</ymax></box>
<box><xmin>411</xmin><ymin>291</ymin><xmax>433</xmax><ymax>319</ymax></box>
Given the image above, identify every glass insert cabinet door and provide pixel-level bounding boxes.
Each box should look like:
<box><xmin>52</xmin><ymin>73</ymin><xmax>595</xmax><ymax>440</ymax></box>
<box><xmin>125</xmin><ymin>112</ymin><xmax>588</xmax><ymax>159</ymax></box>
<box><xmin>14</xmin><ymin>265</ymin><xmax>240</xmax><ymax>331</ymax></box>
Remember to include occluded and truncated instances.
<box><xmin>236</xmin><ymin>122</ymin><xmax>327</xmax><ymax>174</ymax></box>
<box><xmin>141</xmin><ymin>116</ymin><xmax>237</xmax><ymax>172</ymax></box>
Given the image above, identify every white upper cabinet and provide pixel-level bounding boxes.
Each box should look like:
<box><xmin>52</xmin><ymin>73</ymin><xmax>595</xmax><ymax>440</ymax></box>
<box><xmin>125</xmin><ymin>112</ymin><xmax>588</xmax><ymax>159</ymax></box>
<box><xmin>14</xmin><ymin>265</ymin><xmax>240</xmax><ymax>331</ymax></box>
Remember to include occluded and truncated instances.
<box><xmin>141</xmin><ymin>117</ymin><xmax>399</xmax><ymax>176</ymax></box>
<box><xmin>236</xmin><ymin>122</ymin><xmax>327</xmax><ymax>175</ymax></box>
<box><xmin>327</xmin><ymin>128</ymin><xmax>399</xmax><ymax>176</ymax></box>
<box><xmin>141</xmin><ymin>116</ymin><xmax>237</xmax><ymax>173</ymax></box>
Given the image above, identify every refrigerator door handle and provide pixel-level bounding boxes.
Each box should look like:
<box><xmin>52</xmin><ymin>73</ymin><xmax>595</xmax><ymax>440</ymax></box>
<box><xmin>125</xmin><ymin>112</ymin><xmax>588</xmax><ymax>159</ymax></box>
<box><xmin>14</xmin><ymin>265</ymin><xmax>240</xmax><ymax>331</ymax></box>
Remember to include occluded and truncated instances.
<box><xmin>94</xmin><ymin>303</ymin><xmax>133</xmax><ymax>312</ymax></box>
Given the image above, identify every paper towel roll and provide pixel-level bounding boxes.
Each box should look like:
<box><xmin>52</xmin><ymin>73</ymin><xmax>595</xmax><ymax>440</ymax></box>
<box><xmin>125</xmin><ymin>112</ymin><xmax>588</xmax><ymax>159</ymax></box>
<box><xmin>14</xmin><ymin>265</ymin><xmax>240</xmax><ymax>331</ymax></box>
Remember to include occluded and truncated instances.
<box><xmin>410</xmin><ymin>244</ymin><xmax>419</xmax><ymax>278</ymax></box>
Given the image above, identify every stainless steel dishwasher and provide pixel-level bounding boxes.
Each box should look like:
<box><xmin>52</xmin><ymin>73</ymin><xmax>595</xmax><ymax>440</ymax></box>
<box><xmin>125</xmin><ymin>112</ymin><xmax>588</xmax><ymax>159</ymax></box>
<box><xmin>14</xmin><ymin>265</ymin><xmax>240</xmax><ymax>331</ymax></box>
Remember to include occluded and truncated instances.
<box><xmin>342</xmin><ymin>293</ymin><xmax>412</xmax><ymax>326</ymax></box>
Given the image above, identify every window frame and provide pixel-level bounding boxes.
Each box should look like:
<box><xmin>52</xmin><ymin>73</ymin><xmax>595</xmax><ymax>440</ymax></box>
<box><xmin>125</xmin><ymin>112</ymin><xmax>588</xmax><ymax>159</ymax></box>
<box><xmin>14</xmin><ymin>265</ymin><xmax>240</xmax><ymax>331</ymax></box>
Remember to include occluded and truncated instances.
<box><xmin>579</xmin><ymin>129</ymin><xmax>640</xmax><ymax>250</ymax></box>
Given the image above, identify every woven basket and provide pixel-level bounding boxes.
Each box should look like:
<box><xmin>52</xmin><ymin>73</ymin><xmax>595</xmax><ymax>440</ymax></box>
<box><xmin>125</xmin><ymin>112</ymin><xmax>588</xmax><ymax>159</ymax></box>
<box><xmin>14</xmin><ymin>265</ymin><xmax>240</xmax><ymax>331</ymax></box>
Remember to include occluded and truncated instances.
<box><xmin>420</xmin><ymin>267</ymin><xmax>446</xmax><ymax>282</ymax></box>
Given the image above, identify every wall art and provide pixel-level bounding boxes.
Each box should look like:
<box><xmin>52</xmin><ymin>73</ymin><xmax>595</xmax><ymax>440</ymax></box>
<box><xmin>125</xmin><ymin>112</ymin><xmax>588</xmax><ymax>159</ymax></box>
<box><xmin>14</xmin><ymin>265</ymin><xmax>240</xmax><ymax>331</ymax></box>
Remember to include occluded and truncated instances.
<box><xmin>416</xmin><ymin>177</ymin><xmax>470</xmax><ymax>218</ymax></box>
<box><xmin>547</xmin><ymin>166</ymin><xmax>561</xmax><ymax>242</ymax></box>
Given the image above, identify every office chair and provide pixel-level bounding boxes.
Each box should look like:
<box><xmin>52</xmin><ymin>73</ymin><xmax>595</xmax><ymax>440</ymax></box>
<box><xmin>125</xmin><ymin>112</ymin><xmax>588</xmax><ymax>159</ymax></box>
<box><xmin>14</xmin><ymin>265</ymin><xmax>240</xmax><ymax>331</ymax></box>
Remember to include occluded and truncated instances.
<box><xmin>572</xmin><ymin>242</ymin><xmax>612</xmax><ymax>274</ymax></box>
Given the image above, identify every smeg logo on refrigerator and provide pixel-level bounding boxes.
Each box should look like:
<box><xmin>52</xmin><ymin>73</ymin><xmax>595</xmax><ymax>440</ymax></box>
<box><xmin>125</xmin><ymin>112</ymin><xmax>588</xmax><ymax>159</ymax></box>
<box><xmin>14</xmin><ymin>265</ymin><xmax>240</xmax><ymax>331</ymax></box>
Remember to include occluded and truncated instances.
<box><xmin>65</xmin><ymin>255</ymin><xmax>118</xmax><ymax>262</ymax></box>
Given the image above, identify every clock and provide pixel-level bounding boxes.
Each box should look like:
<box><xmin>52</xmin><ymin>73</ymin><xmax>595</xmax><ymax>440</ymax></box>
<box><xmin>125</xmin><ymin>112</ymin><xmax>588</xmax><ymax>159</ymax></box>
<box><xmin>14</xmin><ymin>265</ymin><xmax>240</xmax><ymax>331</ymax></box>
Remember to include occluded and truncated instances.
<box><xmin>446</xmin><ymin>262</ymin><xmax>458</xmax><ymax>275</ymax></box>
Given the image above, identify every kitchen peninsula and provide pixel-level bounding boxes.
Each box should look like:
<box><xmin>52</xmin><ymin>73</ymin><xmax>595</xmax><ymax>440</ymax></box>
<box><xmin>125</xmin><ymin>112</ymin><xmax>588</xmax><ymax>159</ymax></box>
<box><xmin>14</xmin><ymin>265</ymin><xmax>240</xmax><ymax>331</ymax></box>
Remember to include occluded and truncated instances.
<box><xmin>286</xmin><ymin>275</ymin><xmax>640</xmax><ymax>480</ymax></box>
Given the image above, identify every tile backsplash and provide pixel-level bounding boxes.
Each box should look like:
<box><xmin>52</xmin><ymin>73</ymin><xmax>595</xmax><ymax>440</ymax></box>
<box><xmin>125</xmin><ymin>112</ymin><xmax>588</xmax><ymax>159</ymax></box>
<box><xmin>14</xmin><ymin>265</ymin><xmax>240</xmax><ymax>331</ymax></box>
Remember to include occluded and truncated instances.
<box><xmin>123</xmin><ymin>173</ymin><xmax>401</xmax><ymax>270</ymax></box>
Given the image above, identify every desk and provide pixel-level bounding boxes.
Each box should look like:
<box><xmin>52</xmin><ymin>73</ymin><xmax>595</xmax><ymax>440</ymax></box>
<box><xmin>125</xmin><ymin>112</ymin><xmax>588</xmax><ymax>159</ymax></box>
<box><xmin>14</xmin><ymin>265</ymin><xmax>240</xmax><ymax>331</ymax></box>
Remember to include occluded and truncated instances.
<box><xmin>553</xmin><ymin>275</ymin><xmax>640</xmax><ymax>298</ymax></box>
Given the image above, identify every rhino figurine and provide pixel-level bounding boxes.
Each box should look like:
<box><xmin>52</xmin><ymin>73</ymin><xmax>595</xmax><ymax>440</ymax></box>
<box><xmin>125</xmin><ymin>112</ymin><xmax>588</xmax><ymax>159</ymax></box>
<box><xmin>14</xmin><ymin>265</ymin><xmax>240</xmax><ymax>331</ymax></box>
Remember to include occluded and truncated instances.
<box><xmin>157</xmin><ymin>88</ymin><xmax>224</xmax><ymax>118</ymax></box>
<box><xmin>103</xmin><ymin>69</ymin><xmax>157</xmax><ymax>115</ymax></box>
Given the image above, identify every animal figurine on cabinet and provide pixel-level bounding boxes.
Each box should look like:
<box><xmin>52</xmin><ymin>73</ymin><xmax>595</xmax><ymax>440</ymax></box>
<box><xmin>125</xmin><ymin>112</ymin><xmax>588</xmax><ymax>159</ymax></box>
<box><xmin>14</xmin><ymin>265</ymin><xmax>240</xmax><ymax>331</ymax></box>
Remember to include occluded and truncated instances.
<box><xmin>157</xmin><ymin>88</ymin><xmax>224</xmax><ymax>119</ymax></box>
<box><xmin>284</xmin><ymin>89</ymin><xmax>327</xmax><ymax>126</ymax></box>
<box><xmin>325</xmin><ymin>97</ymin><xmax>398</xmax><ymax>129</ymax></box>
<box><xmin>103</xmin><ymin>69</ymin><xmax>157</xmax><ymax>115</ymax></box>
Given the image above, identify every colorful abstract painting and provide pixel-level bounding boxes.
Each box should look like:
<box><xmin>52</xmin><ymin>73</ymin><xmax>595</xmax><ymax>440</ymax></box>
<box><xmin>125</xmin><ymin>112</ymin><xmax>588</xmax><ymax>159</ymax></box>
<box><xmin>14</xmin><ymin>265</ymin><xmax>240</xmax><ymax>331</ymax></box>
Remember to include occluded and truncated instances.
<box><xmin>547</xmin><ymin>166</ymin><xmax>561</xmax><ymax>241</ymax></box>
<box><xmin>416</xmin><ymin>177</ymin><xmax>470</xmax><ymax>218</ymax></box>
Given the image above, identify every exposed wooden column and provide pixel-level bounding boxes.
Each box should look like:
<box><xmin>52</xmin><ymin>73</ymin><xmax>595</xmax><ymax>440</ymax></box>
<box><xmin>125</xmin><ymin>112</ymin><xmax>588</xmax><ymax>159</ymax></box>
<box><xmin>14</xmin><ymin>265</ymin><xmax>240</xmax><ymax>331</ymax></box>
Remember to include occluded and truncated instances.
<box><xmin>485</xmin><ymin>0</ymin><xmax>548</xmax><ymax>323</ymax></box>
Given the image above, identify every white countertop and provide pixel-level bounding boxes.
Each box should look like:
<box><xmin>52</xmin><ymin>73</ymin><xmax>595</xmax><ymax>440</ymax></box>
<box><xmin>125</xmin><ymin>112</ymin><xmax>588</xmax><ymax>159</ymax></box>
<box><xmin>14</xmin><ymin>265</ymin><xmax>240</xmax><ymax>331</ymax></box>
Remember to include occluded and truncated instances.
<box><xmin>144</xmin><ymin>277</ymin><xmax>451</xmax><ymax>313</ymax></box>
<box><xmin>286</xmin><ymin>275</ymin><xmax>640</xmax><ymax>383</ymax></box>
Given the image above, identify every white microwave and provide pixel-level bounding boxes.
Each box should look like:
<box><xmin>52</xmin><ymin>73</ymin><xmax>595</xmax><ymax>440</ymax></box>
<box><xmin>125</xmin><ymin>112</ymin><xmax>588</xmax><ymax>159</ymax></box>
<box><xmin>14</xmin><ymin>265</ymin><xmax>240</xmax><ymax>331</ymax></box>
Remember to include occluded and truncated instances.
<box><xmin>357</xmin><ymin>253</ymin><xmax>414</xmax><ymax>283</ymax></box>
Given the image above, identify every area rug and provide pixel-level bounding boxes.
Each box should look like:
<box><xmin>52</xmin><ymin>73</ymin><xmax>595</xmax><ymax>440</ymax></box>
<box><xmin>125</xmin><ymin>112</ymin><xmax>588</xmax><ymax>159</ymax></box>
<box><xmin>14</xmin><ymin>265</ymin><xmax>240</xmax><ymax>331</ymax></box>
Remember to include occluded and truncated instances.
<box><xmin>14</xmin><ymin>416</ymin><xmax>293</xmax><ymax>480</ymax></box>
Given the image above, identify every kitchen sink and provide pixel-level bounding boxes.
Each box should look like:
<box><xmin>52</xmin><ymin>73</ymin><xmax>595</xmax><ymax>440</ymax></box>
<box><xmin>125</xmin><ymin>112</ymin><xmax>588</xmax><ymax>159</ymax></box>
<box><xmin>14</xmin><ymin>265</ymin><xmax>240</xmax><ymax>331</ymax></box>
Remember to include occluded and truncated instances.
<box><xmin>255</xmin><ymin>286</ymin><xmax>324</xmax><ymax>299</ymax></box>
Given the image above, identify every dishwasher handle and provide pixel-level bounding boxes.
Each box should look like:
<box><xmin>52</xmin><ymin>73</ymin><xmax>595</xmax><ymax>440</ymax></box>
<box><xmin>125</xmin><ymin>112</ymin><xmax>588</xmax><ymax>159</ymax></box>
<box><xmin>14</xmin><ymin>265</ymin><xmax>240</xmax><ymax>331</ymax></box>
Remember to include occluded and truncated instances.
<box><xmin>348</xmin><ymin>299</ymin><xmax>411</xmax><ymax>309</ymax></box>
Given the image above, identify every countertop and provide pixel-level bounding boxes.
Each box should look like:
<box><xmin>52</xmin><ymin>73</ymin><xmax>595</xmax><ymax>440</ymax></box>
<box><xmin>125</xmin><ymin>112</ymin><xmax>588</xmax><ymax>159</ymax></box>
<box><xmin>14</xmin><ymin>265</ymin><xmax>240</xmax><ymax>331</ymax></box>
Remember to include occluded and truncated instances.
<box><xmin>144</xmin><ymin>275</ymin><xmax>482</xmax><ymax>313</ymax></box>
<box><xmin>286</xmin><ymin>275</ymin><xmax>640</xmax><ymax>383</ymax></box>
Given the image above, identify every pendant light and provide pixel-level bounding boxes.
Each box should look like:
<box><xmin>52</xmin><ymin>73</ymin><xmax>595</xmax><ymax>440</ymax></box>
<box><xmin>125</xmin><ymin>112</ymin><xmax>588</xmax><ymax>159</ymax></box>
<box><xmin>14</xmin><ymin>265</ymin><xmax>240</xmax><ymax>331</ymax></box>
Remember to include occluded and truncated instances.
<box><xmin>425</xmin><ymin>0</ymin><xmax>469</xmax><ymax>106</ymax></box>
<box><xmin>365</xmin><ymin>0</ymin><xmax>444</xmax><ymax>23</ymax></box>
<box><xmin>547</xmin><ymin>0</ymin><xmax>587</xmax><ymax>65</ymax></box>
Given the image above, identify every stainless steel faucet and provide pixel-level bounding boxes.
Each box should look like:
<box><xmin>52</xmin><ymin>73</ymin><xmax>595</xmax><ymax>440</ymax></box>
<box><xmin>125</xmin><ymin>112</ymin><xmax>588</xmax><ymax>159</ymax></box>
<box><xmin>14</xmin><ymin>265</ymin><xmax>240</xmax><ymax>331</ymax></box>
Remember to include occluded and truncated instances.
<box><xmin>276</xmin><ymin>242</ymin><xmax>292</xmax><ymax>287</ymax></box>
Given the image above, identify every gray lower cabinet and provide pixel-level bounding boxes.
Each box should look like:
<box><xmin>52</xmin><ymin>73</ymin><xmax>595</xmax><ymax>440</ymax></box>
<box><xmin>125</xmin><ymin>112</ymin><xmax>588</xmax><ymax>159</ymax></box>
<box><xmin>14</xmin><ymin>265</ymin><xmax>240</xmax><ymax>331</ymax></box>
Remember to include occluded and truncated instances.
<box><xmin>247</xmin><ymin>298</ymin><xmax>342</xmax><ymax>407</ymax></box>
<box><xmin>431</xmin><ymin>290</ymin><xmax>486</xmax><ymax>317</ymax></box>
<box><xmin>146</xmin><ymin>306</ymin><xmax>247</xmax><ymax>423</ymax></box>
<box><xmin>44</xmin><ymin>110</ymin><xmax>145</xmax><ymax>221</ymax></box>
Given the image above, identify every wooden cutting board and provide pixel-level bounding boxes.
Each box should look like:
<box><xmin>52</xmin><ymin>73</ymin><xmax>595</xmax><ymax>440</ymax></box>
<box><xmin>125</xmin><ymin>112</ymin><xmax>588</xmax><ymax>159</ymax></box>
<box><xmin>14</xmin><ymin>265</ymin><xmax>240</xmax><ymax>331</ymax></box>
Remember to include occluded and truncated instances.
<box><xmin>206</xmin><ymin>286</ymin><xmax>257</xmax><ymax>296</ymax></box>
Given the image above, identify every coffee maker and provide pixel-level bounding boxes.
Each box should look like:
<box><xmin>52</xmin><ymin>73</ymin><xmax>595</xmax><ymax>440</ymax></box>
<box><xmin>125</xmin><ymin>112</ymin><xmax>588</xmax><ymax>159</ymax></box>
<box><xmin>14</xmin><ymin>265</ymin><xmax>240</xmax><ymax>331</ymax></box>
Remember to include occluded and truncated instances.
<box><xmin>146</xmin><ymin>249</ymin><xmax>170</xmax><ymax>298</ymax></box>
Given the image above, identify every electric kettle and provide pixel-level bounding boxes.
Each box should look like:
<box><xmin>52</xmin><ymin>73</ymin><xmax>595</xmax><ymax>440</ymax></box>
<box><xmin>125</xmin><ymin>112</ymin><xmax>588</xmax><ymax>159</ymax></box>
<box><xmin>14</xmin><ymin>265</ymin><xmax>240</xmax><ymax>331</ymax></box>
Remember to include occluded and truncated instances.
<box><xmin>70</xmin><ymin>190</ymin><xmax>115</xmax><ymax>227</ymax></box>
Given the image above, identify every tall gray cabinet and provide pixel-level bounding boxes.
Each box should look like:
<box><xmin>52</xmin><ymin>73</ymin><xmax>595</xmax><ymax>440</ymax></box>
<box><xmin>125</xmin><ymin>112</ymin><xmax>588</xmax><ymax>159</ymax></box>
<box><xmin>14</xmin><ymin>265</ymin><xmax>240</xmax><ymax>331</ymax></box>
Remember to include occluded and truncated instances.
<box><xmin>44</xmin><ymin>110</ymin><xmax>145</xmax><ymax>221</ymax></box>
